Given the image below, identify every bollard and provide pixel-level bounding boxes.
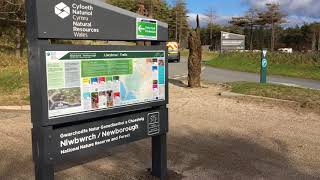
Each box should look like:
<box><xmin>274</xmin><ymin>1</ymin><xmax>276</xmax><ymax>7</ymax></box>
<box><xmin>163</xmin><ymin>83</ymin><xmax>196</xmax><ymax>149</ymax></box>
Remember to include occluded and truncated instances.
<box><xmin>260</xmin><ymin>48</ymin><xmax>268</xmax><ymax>83</ymax></box>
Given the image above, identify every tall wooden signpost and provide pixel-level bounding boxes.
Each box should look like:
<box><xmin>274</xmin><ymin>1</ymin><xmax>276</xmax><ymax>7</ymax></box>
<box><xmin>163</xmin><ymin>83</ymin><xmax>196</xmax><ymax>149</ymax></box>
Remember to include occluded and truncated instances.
<box><xmin>26</xmin><ymin>0</ymin><xmax>168</xmax><ymax>179</ymax></box>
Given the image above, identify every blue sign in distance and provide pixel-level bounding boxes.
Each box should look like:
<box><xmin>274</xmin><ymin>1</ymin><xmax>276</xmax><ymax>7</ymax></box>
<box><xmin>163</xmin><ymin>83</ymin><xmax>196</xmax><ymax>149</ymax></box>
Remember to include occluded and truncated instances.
<box><xmin>262</xmin><ymin>58</ymin><xmax>268</xmax><ymax>68</ymax></box>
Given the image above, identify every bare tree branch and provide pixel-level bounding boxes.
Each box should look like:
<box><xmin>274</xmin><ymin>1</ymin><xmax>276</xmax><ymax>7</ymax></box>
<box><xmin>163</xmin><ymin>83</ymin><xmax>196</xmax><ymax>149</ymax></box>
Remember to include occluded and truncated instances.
<box><xmin>0</xmin><ymin>17</ymin><xmax>26</xmax><ymax>23</ymax></box>
<box><xmin>5</xmin><ymin>0</ymin><xmax>23</xmax><ymax>6</ymax></box>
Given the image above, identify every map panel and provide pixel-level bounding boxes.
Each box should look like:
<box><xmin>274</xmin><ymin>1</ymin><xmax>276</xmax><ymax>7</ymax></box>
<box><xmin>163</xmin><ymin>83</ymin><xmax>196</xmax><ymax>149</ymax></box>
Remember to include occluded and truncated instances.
<box><xmin>46</xmin><ymin>51</ymin><xmax>166</xmax><ymax>119</ymax></box>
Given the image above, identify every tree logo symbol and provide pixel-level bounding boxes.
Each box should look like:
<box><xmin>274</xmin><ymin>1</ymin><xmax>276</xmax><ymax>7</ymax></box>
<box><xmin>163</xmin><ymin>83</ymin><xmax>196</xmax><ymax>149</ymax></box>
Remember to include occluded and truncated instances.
<box><xmin>55</xmin><ymin>2</ymin><xmax>70</xmax><ymax>19</ymax></box>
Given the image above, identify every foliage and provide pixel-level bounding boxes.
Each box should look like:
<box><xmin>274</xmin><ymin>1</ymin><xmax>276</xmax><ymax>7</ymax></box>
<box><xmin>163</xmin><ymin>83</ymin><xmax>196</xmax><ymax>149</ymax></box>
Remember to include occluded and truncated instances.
<box><xmin>0</xmin><ymin>0</ymin><xmax>25</xmax><ymax>23</ymax></box>
<box><xmin>0</xmin><ymin>0</ymin><xmax>26</xmax><ymax>57</ymax></box>
<box><xmin>168</xmin><ymin>0</ymin><xmax>189</xmax><ymax>45</ymax></box>
<box><xmin>106</xmin><ymin>0</ymin><xmax>137</xmax><ymax>12</ymax></box>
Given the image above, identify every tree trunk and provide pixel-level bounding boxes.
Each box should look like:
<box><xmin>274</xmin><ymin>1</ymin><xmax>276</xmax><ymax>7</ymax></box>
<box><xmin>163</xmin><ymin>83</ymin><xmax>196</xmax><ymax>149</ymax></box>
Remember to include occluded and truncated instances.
<box><xmin>179</xmin><ymin>18</ymin><xmax>182</xmax><ymax>45</ymax></box>
<box><xmin>15</xmin><ymin>26</ymin><xmax>22</xmax><ymax>57</ymax></box>
<box><xmin>312</xmin><ymin>31</ymin><xmax>316</xmax><ymax>52</ymax></box>
<box><xmin>210</xmin><ymin>24</ymin><xmax>213</xmax><ymax>50</ymax></box>
<box><xmin>250</xmin><ymin>24</ymin><xmax>253</xmax><ymax>51</ymax></box>
<box><xmin>175</xmin><ymin>10</ymin><xmax>178</xmax><ymax>41</ymax></box>
<box><xmin>259</xmin><ymin>26</ymin><xmax>264</xmax><ymax>50</ymax></box>
<box><xmin>188</xmin><ymin>15</ymin><xmax>202</xmax><ymax>88</ymax></box>
<box><xmin>318</xmin><ymin>30</ymin><xmax>320</xmax><ymax>51</ymax></box>
<box><xmin>271</xmin><ymin>22</ymin><xmax>275</xmax><ymax>51</ymax></box>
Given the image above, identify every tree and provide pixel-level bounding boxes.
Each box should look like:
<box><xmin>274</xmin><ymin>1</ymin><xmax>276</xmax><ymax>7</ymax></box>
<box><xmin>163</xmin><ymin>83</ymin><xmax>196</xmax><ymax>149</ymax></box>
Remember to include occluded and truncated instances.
<box><xmin>0</xmin><ymin>0</ymin><xmax>26</xmax><ymax>57</ymax></box>
<box><xmin>245</xmin><ymin>8</ymin><xmax>260</xmax><ymax>50</ymax></box>
<box><xmin>279</xmin><ymin>26</ymin><xmax>304</xmax><ymax>51</ymax></box>
<box><xmin>107</xmin><ymin>0</ymin><xmax>169</xmax><ymax>22</ymax></box>
<box><xmin>258</xmin><ymin>3</ymin><xmax>286</xmax><ymax>51</ymax></box>
<box><xmin>144</xmin><ymin>0</ymin><xmax>170</xmax><ymax>22</ymax></box>
<box><xmin>310</xmin><ymin>23</ymin><xmax>320</xmax><ymax>51</ymax></box>
<box><xmin>170</xmin><ymin>0</ymin><xmax>188</xmax><ymax>46</ymax></box>
<box><xmin>204</xmin><ymin>7</ymin><xmax>215</xmax><ymax>49</ymax></box>
<box><xmin>200</xmin><ymin>24</ymin><xmax>223</xmax><ymax>50</ymax></box>
<box><xmin>106</xmin><ymin>0</ymin><xmax>137</xmax><ymax>12</ymax></box>
<box><xmin>188</xmin><ymin>15</ymin><xmax>202</xmax><ymax>88</ymax></box>
<box><xmin>230</xmin><ymin>8</ymin><xmax>261</xmax><ymax>50</ymax></box>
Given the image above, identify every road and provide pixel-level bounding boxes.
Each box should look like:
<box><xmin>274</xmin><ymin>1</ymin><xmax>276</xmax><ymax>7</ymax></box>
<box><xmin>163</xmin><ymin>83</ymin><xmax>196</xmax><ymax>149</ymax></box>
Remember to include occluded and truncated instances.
<box><xmin>169</xmin><ymin>57</ymin><xmax>320</xmax><ymax>89</ymax></box>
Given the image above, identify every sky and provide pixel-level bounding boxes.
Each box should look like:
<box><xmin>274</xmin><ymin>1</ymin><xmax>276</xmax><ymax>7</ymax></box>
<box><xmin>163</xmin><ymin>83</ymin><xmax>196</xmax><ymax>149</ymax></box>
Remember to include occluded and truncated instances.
<box><xmin>179</xmin><ymin>0</ymin><xmax>320</xmax><ymax>27</ymax></box>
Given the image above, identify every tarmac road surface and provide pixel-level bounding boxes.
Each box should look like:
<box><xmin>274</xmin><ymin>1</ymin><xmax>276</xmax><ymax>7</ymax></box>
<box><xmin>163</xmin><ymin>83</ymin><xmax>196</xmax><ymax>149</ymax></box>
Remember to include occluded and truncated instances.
<box><xmin>169</xmin><ymin>56</ymin><xmax>320</xmax><ymax>89</ymax></box>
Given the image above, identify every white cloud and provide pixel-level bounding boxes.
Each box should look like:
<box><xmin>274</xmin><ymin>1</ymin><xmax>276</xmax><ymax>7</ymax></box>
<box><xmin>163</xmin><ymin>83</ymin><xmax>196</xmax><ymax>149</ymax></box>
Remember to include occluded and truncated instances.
<box><xmin>285</xmin><ymin>15</ymin><xmax>320</xmax><ymax>27</ymax></box>
<box><xmin>187</xmin><ymin>13</ymin><xmax>232</xmax><ymax>28</ymax></box>
<box><xmin>242</xmin><ymin>0</ymin><xmax>320</xmax><ymax>18</ymax></box>
<box><xmin>188</xmin><ymin>0</ymin><xmax>320</xmax><ymax>28</ymax></box>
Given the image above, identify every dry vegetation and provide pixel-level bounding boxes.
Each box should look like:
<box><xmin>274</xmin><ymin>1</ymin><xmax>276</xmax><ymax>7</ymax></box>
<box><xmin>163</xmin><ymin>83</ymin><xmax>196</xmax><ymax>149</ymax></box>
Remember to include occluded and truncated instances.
<box><xmin>0</xmin><ymin>53</ymin><xmax>29</xmax><ymax>105</ymax></box>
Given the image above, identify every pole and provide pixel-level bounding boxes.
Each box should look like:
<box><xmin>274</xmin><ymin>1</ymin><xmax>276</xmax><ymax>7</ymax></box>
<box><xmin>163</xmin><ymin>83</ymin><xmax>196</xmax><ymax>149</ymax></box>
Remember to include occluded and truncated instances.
<box><xmin>260</xmin><ymin>48</ymin><xmax>268</xmax><ymax>83</ymax></box>
<box><xmin>152</xmin><ymin>134</ymin><xmax>167</xmax><ymax>180</ymax></box>
<box><xmin>32</xmin><ymin>127</ymin><xmax>54</xmax><ymax>180</ymax></box>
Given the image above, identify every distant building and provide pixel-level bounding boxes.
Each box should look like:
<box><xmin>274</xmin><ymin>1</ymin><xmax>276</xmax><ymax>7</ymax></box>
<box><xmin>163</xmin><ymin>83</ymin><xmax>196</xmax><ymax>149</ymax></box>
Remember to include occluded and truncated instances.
<box><xmin>220</xmin><ymin>31</ymin><xmax>245</xmax><ymax>52</ymax></box>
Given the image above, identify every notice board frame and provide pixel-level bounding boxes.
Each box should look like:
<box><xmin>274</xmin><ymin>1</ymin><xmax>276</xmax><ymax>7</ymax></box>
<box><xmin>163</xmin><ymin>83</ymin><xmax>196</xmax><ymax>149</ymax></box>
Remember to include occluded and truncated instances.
<box><xmin>31</xmin><ymin>44</ymin><xmax>169</xmax><ymax>127</ymax></box>
<box><xmin>26</xmin><ymin>0</ymin><xmax>169</xmax><ymax>179</ymax></box>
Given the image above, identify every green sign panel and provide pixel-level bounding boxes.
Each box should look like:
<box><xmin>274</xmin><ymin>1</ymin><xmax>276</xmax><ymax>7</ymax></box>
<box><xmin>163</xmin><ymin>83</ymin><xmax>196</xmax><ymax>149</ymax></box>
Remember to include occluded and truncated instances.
<box><xmin>136</xmin><ymin>18</ymin><xmax>157</xmax><ymax>40</ymax></box>
<box><xmin>81</xmin><ymin>60</ymin><xmax>133</xmax><ymax>77</ymax></box>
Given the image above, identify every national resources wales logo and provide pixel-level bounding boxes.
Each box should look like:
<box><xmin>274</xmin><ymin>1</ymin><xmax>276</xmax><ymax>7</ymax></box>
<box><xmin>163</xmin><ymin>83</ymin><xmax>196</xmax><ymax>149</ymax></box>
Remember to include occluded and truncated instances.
<box><xmin>55</xmin><ymin>2</ymin><xmax>70</xmax><ymax>19</ymax></box>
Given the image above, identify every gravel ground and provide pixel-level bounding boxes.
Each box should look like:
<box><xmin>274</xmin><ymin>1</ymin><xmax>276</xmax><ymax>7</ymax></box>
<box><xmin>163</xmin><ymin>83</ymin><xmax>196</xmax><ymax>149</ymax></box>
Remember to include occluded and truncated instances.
<box><xmin>0</xmin><ymin>82</ymin><xmax>319</xmax><ymax>180</ymax></box>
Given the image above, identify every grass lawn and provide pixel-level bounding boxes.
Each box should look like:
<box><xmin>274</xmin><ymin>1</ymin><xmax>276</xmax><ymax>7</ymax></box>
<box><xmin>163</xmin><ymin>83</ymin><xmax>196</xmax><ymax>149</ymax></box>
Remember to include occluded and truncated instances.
<box><xmin>0</xmin><ymin>54</ymin><xmax>29</xmax><ymax>106</ymax></box>
<box><xmin>229</xmin><ymin>82</ymin><xmax>320</xmax><ymax>109</ymax></box>
<box><xmin>206</xmin><ymin>53</ymin><xmax>320</xmax><ymax>80</ymax></box>
<box><xmin>180</xmin><ymin>49</ymin><xmax>219</xmax><ymax>61</ymax></box>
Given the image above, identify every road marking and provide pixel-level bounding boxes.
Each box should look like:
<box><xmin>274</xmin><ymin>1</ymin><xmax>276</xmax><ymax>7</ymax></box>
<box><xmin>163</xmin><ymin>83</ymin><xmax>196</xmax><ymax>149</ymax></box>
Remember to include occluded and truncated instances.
<box><xmin>169</xmin><ymin>67</ymin><xmax>206</xmax><ymax>80</ymax></box>
<box><xmin>201</xmin><ymin>66</ymin><xmax>206</xmax><ymax>74</ymax></box>
<box><xmin>270</xmin><ymin>81</ymin><xmax>302</xmax><ymax>88</ymax></box>
<box><xmin>270</xmin><ymin>82</ymin><xmax>320</xmax><ymax>90</ymax></box>
<box><xmin>171</xmin><ymin>74</ymin><xmax>187</xmax><ymax>80</ymax></box>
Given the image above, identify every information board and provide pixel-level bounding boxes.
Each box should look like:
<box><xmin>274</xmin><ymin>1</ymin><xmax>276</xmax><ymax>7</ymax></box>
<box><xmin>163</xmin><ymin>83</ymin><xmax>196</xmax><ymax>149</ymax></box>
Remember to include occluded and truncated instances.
<box><xmin>27</xmin><ymin>0</ymin><xmax>168</xmax><ymax>178</ymax></box>
<box><xmin>221</xmin><ymin>31</ymin><xmax>245</xmax><ymax>52</ymax></box>
<box><xmin>46</xmin><ymin>51</ymin><xmax>166</xmax><ymax>119</ymax></box>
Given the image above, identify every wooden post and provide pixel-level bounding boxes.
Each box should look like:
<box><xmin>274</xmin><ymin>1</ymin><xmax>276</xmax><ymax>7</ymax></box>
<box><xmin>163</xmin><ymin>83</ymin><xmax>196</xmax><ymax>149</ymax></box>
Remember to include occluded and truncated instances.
<box><xmin>188</xmin><ymin>15</ymin><xmax>202</xmax><ymax>88</ymax></box>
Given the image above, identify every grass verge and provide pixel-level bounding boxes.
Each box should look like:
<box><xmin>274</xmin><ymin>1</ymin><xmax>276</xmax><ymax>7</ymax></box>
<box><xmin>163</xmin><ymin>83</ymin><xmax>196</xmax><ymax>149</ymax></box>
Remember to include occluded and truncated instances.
<box><xmin>180</xmin><ymin>49</ymin><xmax>219</xmax><ymax>61</ymax></box>
<box><xmin>0</xmin><ymin>53</ymin><xmax>29</xmax><ymax>106</ymax></box>
<box><xmin>206</xmin><ymin>52</ymin><xmax>320</xmax><ymax>80</ymax></box>
<box><xmin>228</xmin><ymin>82</ymin><xmax>320</xmax><ymax>109</ymax></box>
